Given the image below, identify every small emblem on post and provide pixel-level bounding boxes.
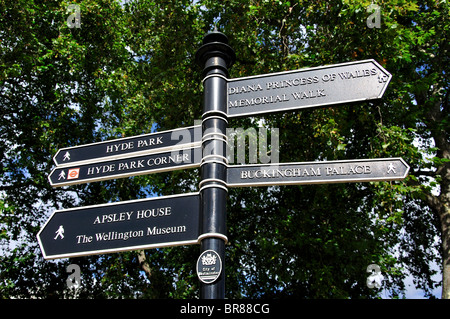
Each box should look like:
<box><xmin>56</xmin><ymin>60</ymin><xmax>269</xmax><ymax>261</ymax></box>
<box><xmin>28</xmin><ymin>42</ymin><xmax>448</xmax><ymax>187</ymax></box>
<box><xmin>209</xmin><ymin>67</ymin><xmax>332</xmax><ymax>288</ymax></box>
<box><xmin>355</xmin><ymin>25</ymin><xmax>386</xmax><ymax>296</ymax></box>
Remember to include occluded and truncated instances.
<box><xmin>196</xmin><ymin>250</ymin><xmax>222</xmax><ymax>284</ymax></box>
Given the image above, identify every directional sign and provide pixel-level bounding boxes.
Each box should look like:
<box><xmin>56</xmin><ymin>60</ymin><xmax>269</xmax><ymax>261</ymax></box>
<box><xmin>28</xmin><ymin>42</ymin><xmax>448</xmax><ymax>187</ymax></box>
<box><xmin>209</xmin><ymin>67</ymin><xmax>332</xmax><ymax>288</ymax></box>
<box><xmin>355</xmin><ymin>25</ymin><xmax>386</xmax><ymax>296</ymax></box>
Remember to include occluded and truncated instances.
<box><xmin>53</xmin><ymin>125</ymin><xmax>201</xmax><ymax>166</ymax></box>
<box><xmin>227</xmin><ymin>158</ymin><xmax>409</xmax><ymax>187</ymax></box>
<box><xmin>227</xmin><ymin>59</ymin><xmax>392</xmax><ymax>118</ymax></box>
<box><xmin>37</xmin><ymin>193</ymin><xmax>200</xmax><ymax>259</ymax></box>
<box><xmin>49</xmin><ymin>147</ymin><xmax>202</xmax><ymax>187</ymax></box>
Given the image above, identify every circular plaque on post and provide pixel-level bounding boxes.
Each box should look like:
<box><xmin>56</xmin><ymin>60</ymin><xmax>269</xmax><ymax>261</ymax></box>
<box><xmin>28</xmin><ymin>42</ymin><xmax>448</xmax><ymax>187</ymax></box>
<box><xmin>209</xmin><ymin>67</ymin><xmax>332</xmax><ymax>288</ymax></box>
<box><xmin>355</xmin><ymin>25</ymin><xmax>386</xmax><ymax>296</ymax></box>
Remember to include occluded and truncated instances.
<box><xmin>196</xmin><ymin>250</ymin><xmax>222</xmax><ymax>284</ymax></box>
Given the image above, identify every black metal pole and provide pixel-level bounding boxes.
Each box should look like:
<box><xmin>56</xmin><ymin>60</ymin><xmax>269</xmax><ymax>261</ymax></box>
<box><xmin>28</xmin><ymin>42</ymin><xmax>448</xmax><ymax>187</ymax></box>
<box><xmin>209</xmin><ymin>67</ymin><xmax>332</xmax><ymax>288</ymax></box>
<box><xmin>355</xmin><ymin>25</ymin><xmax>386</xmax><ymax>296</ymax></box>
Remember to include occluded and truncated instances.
<box><xmin>195</xmin><ymin>29</ymin><xmax>235</xmax><ymax>299</ymax></box>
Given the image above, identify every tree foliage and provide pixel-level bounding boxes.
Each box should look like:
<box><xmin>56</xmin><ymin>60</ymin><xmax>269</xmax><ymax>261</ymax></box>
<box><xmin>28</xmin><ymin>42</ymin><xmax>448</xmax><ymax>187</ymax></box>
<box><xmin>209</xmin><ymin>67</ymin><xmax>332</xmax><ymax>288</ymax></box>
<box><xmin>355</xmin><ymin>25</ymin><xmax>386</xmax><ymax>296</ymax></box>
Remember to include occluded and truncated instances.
<box><xmin>0</xmin><ymin>0</ymin><xmax>448</xmax><ymax>299</ymax></box>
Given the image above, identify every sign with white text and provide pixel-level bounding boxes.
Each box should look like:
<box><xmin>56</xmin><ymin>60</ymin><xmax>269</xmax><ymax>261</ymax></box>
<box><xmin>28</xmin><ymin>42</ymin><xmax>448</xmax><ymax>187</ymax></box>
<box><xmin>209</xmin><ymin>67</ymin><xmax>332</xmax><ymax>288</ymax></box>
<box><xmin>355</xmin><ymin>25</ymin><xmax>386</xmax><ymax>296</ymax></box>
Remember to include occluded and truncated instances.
<box><xmin>37</xmin><ymin>193</ymin><xmax>200</xmax><ymax>259</ymax></box>
<box><xmin>227</xmin><ymin>59</ymin><xmax>391</xmax><ymax>117</ymax></box>
<box><xmin>226</xmin><ymin>158</ymin><xmax>409</xmax><ymax>187</ymax></box>
<box><xmin>53</xmin><ymin>125</ymin><xmax>201</xmax><ymax>166</ymax></box>
<box><xmin>48</xmin><ymin>147</ymin><xmax>202</xmax><ymax>187</ymax></box>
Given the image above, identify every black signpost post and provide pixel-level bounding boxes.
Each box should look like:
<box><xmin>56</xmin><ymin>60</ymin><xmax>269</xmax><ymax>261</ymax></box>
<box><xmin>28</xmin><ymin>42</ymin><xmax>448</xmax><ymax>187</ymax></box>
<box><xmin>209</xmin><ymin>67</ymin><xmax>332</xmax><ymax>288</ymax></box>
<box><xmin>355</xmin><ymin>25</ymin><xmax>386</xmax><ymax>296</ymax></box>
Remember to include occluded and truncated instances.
<box><xmin>38</xmin><ymin>29</ymin><xmax>406</xmax><ymax>302</ymax></box>
<box><xmin>195</xmin><ymin>29</ymin><xmax>235</xmax><ymax>299</ymax></box>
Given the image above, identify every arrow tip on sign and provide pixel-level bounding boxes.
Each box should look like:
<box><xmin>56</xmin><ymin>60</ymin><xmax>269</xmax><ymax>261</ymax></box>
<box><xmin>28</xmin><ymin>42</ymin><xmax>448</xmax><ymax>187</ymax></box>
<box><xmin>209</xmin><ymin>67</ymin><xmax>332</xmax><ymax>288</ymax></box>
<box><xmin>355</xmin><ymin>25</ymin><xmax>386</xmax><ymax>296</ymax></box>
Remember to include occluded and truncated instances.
<box><xmin>36</xmin><ymin>227</ymin><xmax>49</xmax><ymax>260</ymax></box>
<box><xmin>48</xmin><ymin>168</ymin><xmax>57</xmax><ymax>187</ymax></box>
<box><xmin>398</xmin><ymin>157</ymin><xmax>411</xmax><ymax>178</ymax></box>
<box><xmin>53</xmin><ymin>149</ymin><xmax>61</xmax><ymax>166</ymax></box>
<box><xmin>368</xmin><ymin>59</ymin><xmax>393</xmax><ymax>98</ymax></box>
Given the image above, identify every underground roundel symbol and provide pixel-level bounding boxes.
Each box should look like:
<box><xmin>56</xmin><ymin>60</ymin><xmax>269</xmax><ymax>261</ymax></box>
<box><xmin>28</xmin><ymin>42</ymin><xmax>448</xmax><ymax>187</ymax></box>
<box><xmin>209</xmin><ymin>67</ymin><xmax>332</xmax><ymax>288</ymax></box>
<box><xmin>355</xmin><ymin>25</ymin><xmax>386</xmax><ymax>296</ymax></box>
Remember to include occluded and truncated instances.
<box><xmin>67</xmin><ymin>168</ymin><xmax>80</xmax><ymax>180</ymax></box>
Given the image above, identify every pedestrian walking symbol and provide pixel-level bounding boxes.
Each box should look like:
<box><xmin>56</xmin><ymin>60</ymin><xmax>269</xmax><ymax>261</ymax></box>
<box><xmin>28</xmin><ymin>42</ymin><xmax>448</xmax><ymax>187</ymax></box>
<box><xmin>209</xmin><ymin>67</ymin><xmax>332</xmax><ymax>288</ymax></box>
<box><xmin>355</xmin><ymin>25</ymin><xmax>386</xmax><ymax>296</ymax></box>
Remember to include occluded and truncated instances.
<box><xmin>63</xmin><ymin>151</ymin><xmax>71</xmax><ymax>161</ymax></box>
<box><xmin>58</xmin><ymin>170</ymin><xmax>66</xmax><ymax>180</ymax></box>
<box><xmin>54</xmin><ymin>225</ymin><xmax>65</xmax><ymax>240</ymax></box>
<box><xmin>387</xmin><ymin>163</ymin><xmax>396</xmax><ymax>174</ymax></box>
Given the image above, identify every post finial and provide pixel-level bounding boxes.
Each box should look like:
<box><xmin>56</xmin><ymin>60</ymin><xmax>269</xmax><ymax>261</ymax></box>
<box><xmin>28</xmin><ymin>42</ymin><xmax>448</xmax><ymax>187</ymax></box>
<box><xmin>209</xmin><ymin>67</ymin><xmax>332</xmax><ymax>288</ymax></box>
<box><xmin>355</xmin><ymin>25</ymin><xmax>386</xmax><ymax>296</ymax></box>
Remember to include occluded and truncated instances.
<box><xmin>195</xmin><ymin>30</ymin><xmax>235</xmax><ymax>72</ymax></box>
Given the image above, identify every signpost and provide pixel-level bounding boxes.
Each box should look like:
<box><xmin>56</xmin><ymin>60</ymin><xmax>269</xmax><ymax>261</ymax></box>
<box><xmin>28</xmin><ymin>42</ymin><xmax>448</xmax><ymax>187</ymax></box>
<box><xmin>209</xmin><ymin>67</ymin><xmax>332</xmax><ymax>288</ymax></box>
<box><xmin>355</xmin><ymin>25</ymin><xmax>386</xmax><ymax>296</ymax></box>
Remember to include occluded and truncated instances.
<box><xmin>48</xmin><ymin>146</ymin><xmax>202</xmax><ymax>187</ymax></box>
<box><xmin>195</xmin><ymin>30</ymin><xmax>235</xmax><ymax>299</ymax></box>
<box><xmin>37</xmin><ymin>193</ymin><xmax>200</xmax><ymax>260</ymax></box>
<box><xmin>227</xmin><ymin>158</ymin><xmax>410</xmax><ymax>188</ymax></box>
<box><xmin>53</xmin><ymin>125</ymin><xmax>201</xmax><ymax>166</ymax></box>
<box><xmin>227</xmin><ymin>59</ymin><xmax>391</xmax><ymax>118</ymax></box>
<box><xmin>38</xmin><ymin>29</ymin><xmax>406</xmax><ymax>300</ymax></box>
